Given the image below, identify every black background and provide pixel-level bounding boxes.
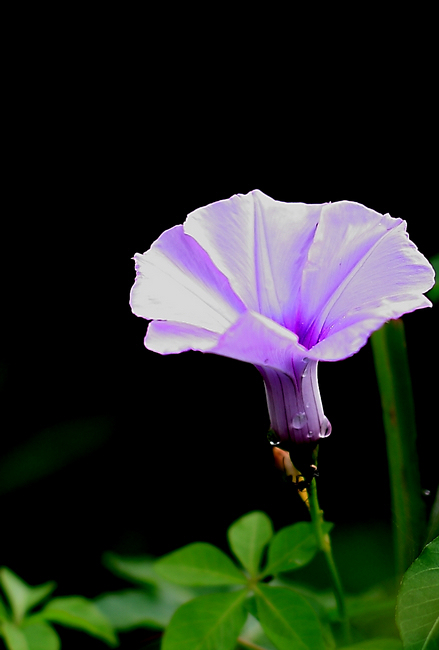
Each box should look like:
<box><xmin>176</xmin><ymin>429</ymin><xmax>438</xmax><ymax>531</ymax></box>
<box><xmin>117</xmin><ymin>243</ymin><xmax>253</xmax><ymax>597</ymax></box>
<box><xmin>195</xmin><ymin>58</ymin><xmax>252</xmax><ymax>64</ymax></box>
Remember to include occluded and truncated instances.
<box><xmin>2</xmin><ymin>9</ymin><xmax>438</xmax><ymax>649</ymax></box>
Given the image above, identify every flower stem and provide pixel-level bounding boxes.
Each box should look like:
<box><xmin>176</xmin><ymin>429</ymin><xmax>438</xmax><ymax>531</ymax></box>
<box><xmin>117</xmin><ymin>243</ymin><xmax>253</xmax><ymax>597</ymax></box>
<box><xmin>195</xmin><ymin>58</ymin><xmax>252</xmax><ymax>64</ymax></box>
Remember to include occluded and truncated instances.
<box><xmin>370</xmin><ymin>320</ymin><xmax>425</xmax><ymax>578</ymax></box>
<box><xmin>308</xmin><ymin>477</ymin><xmax>351</xmax><ymax>645</ymax></box>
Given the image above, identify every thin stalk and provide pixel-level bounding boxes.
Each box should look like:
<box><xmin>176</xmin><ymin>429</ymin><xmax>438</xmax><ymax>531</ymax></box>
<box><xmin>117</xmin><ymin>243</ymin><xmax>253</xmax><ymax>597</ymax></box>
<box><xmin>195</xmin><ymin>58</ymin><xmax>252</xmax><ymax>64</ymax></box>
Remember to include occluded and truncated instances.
<box><xmin>308</xmin><ymin>477</ymin><xmax>351</xmax><ymax>645</ymax></box>
<box><xmin>371</xmin><ymin>319</ymin><xmax>425</xmax><ymax>578</ymax></box>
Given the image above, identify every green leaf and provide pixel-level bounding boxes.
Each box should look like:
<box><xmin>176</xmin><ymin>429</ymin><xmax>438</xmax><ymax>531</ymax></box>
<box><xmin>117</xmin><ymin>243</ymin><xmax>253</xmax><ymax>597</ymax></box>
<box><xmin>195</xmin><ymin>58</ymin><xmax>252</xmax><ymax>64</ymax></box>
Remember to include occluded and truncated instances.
<box><xmin>227</xmin><ymin>511</ymin><xmax>273</xmax><ymax>577</ymax></box>
<box><xmin>0</xmin><ymin>620</ymin><xmax>29</xmax><ymax>650</ymax></box>
<box><xmin>154</xmin><ymin>543</ymin><xmax>247</xmax><ymax>586</ymax></box>
<box><xmin>0</xmin><ymin>594</ymin><xmax>9</xmax><ymax>621</ymax></box>
<box><xmin>99</xmin><ymin>554</ymin><xmax>232</xmax><ymax>630</ymax></box>
<box><xmin>21</xmin><ymin>621</ymin><xmax>60</xmax><ymax>650</ymax></box>
<box><xmin>102</xmin><ymin>552</ymin><xmax>158</xmax><ymax>586</ymax></box>
<box><xmin>243</xmin><ymin>594</ymin><xmax>258</xmax><ymax>619</ymax></box>
<box><xmin>0</xmin><ymin>568</ymin><xmax>29</xmax><ymax>623</ymax></box>
<box><xmin>238</xmin><ymin>613</ymin><xmax>278</xmax><ymax>650</ymax></box>
<box><xmin>426</xmin><ymin>253</ymin><xmax>439</xmax><ymax>303</ymax></box>
<box><xmin>95</xmin><ymin>590</ymin><xmax>163</xmax><ymax>631</ymax></box>
<box><xmin>40</xmin><ymin>596</ymin><xmax>117</xmax><ymax>646</ymax></box>
<box><xmin>262</xmin><ymin>522</ymin><xmax>333</xmax><ymax>577</ymax></box>
<box><xmin>161</xmin><ymin>590</ymin><xmax>247</xmax><ymax>650</ymax></box>
<box><xmin>341</xmin><ymin>640</ymin><xmax>402</xmax><ymax>649</ymax></box>
<box><xmin>396</xmin><ymin>536</ymin><xmax>439</xmax><ymax>650</ymax></box>
<box><xmin>255</xmin><ymin>584</ymin><xmax>326</xmax><ymax>650</ymax></box>
<box><xmin>95</xmin><ymin>586</ymin><xmax>193</xmax><ymax>631</ymax></box>
<box><xmin>0</xmin><ymin>568</ymin><xmax>55</xmax><ymax>624</ymax></box>
<box><xmin>371</xmin><ymin>319</ymin><xmax>425</xmax><ymax>576</ymax></box>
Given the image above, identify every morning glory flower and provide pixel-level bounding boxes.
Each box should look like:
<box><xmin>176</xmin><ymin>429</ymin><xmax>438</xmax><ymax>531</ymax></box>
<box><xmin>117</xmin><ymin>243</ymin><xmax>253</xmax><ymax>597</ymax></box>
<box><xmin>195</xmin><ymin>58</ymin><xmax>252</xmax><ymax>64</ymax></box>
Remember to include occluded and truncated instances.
<box><xmin>130</xmin><ymin>190</ymin><xmax>434</xmax><ymax>451</ymax></box>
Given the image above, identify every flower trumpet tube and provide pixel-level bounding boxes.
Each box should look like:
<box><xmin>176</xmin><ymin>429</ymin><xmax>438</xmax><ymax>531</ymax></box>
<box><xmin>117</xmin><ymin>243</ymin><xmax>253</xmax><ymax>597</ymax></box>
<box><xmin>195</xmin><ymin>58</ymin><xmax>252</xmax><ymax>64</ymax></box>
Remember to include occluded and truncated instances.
<box><xmin>257</xmin><ymin>356</ymin><xmax>330</xmax><ymax>447</ymax></box>
<box><xmin>130</xmin><ymin>191</ymin><xmax>434</xmax><ymax>457</ymax></box>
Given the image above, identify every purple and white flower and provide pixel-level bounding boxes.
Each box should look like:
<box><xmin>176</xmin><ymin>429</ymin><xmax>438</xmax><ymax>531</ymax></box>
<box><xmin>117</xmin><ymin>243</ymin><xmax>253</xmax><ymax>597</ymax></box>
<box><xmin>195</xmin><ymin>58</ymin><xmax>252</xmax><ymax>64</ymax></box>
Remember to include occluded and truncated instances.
<box><xmin>130</xmin><ymin>190</ymin><xmax>434</xmax><ymax>448</ymax></box>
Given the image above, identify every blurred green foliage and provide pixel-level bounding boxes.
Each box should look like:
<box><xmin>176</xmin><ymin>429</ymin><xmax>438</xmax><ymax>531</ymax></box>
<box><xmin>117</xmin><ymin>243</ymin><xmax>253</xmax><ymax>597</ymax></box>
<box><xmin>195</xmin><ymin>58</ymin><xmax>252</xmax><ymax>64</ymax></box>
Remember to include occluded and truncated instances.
<box><xmin>0</xmin><ymin>417</ymin><xmax>112</xmax><ymax>495</ymax></box>
<box><xmin>0</xmin><ymin>567</ymin><xmax>117</xmax><ymax>650</ymax></box>
<box><xmin>93</xmin><ymin>512</ymin><xmax>411</xmax><ymax>649</ymax></box>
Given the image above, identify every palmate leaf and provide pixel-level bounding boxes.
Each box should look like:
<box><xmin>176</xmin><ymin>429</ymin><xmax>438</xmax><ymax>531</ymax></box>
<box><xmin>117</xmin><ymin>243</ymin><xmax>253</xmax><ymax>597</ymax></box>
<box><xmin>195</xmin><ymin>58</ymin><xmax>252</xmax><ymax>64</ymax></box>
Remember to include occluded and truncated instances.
<box><xmin>255</xmin><ymin>584</ymin><xmax>326</xmax><ymax>650</ymax></box>
<box><xmin>261</xmin><ymin>521</ymin><xmax>333</xmax><ymax>577</ymax></box>
<box><xmin>161</xmin><ymin>590</ymin><xmax>247</xmax><ymax>650</ymax></box>
<box><xmin>396</xmin><ymin>536</ymin><xmax>439</xmax><ymax>650</ymax></box>
<box><xmin>154</xmin><ymin>543</ymin><xmax>247</xmax><ymax>586</ymax></box>
<box><xmin>227</xmin><ymin>511</ymin><xmax>273</xmax><ymax>577</ymax></box>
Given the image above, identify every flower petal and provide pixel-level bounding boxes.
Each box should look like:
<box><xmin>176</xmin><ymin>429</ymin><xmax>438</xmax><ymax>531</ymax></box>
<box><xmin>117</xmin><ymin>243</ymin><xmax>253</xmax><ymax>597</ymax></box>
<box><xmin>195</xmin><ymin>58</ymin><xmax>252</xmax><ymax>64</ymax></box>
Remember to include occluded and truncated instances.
<box><xmin>144</xmin><ymin>309</ymin><xmax>307</xmax><ymax>373</ymax></box>
<box><xmin>298</xmin><ymin>202</ymin><xmax>434</xmax><ymax>360</ymax></box>
<box><xmin>307</xmin><ymin>295</ymin><xmax>432</xmax><ymax>361</ymax></box>
<box><xmin>210</xmin><ymin>310</ymin><xmax>306</xmax><ymax>376</ymax></box>
<box><xmin>184</xmin><ymin>190</ymin><xmax>323</xmax><ymax>329</ymax></box>
<box><xmin>144</xmin><ymin>320</ymin><xmax>221</xmax><ymax>354</ymax></box>
<box><xmin>130</xmin><ymin>225</ymin><xmax>246</xmax><ymax>334</ymax></box>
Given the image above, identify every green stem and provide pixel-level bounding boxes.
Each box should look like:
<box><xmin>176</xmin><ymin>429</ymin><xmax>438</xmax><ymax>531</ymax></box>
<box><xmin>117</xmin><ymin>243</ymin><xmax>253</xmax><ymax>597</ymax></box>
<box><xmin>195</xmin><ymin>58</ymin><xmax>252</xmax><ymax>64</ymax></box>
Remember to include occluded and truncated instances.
<box><xmin>308</xmin><ymin>477</ymin><xmax>351</xmax><ymax>645</ymax></box>
<box><xmin>371</xmin><ymin>320</ymin><xmax>425</xmax><ymax>577</ymax></box>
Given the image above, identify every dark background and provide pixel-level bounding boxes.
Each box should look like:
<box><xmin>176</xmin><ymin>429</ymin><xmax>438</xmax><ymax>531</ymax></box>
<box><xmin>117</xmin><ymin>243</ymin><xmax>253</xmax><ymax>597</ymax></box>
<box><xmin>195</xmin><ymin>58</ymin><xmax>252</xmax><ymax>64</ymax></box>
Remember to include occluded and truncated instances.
<box><xmin>2</xmin><ymin>10</ymin><xmax>438</xmax><ymax>649</ymax></box>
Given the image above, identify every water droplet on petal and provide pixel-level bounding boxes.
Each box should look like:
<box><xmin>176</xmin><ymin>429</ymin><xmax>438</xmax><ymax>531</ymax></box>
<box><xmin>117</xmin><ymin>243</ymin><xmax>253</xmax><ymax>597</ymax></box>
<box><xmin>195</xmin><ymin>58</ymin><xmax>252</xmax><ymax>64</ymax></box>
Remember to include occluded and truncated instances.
<box><xmin>306</xmin><ymin>430</ymin><xmax>314</xmax><ymax>438</ymax></box>
<box><xmin>319</xmin><ymin>416</ymin><xmax>332</xmax><ymax>438</ymax></box>
<box><xmin>267</xmin><ymin>429</ymin><xmax>281</xmax><ymax>446</ymax></box>
<box><xmin>292</xmin><ymin>412</ymin><xmax>307</xmax><ymax>429</ymax></box>
<box><xmin>302</xmin><ymin>357</ymin><xmax>309</xmax><ymax>379</ymax></box>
